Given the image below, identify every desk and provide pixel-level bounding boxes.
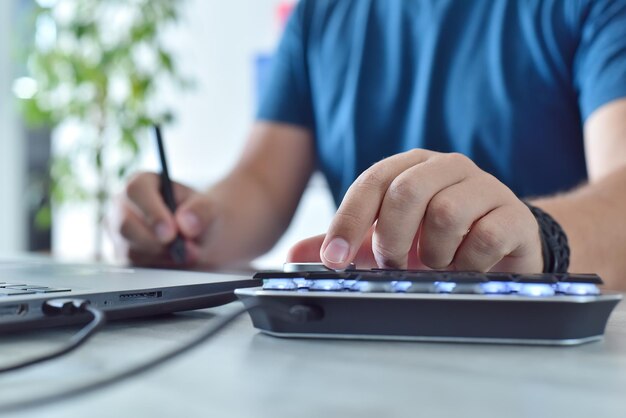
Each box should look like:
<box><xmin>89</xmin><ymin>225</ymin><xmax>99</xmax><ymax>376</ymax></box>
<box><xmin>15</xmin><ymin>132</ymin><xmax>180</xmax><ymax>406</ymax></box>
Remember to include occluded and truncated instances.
<box><xmin>2</xmin><ymin>297</ymin><xmax>626</xmax><ymax>418</ymax></box>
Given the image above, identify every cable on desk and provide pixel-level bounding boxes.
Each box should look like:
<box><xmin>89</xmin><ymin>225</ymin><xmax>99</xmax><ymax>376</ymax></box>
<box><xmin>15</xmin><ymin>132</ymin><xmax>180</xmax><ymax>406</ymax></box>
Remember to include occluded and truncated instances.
<box><xmin>0</xmin><ymin>299</ymin><xmax>258</xmax><ymax>415</ymax></box>
<box><xmin>0</xmin><ymin>299</ymin><xmax>106</xmax><ymax>374</ymax></box>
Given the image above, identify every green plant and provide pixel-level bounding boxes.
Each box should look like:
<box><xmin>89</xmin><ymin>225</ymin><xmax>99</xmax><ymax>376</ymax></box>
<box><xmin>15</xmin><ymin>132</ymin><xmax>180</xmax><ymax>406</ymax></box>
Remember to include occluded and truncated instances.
<box><xmin>16</xmin><ymin>0</ymin><xmax>189</xmax><ymax>257</ymax></box>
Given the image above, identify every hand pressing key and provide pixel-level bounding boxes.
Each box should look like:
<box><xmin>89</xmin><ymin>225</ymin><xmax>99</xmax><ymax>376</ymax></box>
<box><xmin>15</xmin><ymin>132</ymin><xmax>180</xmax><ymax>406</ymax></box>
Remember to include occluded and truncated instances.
<box><xmin>288</xmin><ymin>149</ymin><xmax>544</xmax><ymax>273</ymax></box>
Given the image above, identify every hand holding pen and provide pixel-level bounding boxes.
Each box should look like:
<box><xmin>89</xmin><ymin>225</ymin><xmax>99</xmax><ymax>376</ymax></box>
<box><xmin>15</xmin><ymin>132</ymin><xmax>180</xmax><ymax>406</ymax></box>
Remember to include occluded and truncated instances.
<box><xmin>108</xmin><ymin>126</ymin><xmax>220</xmax><ymax>267</ymax></box>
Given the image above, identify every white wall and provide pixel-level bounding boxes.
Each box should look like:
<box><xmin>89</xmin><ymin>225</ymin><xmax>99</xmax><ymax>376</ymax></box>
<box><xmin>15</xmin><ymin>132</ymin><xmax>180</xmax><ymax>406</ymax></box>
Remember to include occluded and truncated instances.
<box><xmin>0</xmin><ymin>0</ymin><xmax>26</xmax><ymax>254</ymax></box>
<box><xmin>54</xmin><ymin>0</ymin><xmax>336</xmax><ymax>268</ymax></box>
<box><xmin>153</xmin><ymin>0</ymin><xmax>284</xmax><ymax>182</ymax></box>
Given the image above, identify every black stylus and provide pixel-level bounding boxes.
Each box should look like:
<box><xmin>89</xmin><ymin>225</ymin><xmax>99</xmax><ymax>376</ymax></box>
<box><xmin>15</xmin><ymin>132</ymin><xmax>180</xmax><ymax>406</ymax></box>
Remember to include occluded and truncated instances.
<box><xmin>154</xmin><ymin>125</ymin><xmax>186</xmax><ymax>264</ymax></box>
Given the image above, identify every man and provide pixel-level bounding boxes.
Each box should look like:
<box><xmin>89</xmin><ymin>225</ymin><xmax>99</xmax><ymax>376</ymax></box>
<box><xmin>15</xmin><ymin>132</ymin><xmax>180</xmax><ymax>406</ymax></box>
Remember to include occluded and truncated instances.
<box><xmin>110</xmin><ymin>0</ymin><xmax>626</xmax><ymax>288</ymax></box>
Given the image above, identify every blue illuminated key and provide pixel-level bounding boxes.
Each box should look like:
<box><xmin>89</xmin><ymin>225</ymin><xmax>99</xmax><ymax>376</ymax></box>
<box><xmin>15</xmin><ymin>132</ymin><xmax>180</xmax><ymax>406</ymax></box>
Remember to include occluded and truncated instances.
<box><xmin>292</xmin><ymin>278</ymin><xmax>314</xmax><ymax>289</ymax></box>
<box><xmin>352</xmin><ymin>281</ymin><xmax>392</xmax><ymax>293</ymax></box>
<box><xmin>310</xmin><ymin>280</ymin><xmax>344</xmax><ymax>291</ymax></box>
<box><xmin>452</xmin><ymin>283</ymin><xmax>486</xmax><ymax>294</ymax></box>
<box><xmin>405</xmin><ymin>282</ymin><xmax>438</xmax><ymax>293</ymax></box>
<box><xmin>555</xmin><ymin>282</ymin><xmax>570</xmax><ymax>293</ymax></box>
<box><xmin>391</xmin><ymin>281</ymin><xmax>413</xmax><ymax>292</ymax></box>
<box><xmin>342</xmin><ymin>280</ymin><xmax>358</xmax><ymax>290</ymax></box>
<box><xmin>560</xmin><ymin>283</ymin><xmax>600</xmax><ymax>296</ymax></box>
<box><xmin>263</xmin><ymin>279</ymin><xmax>297</xmax><ymax>290</ymax></box>
<box><xmin>518</xmin><ymin>283</ymin><xmax>555</xmax><ymax>297</ymax></box>
<box><xmin>435</xmin><ymin>282</ymin><xmax>456</xmax><ymax>293</ymax></box>
<box><xmin>480</xmin><ymin>281</ymin><xmax>511</xmax><ymax>294</ymax></box>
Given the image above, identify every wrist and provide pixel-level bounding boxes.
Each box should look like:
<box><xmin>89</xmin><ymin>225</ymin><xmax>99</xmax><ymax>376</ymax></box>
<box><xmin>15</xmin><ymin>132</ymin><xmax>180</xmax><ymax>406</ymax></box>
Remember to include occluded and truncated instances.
<box><xmin>524</xmin><ymin>202</ymin><xmax>570</xmax><ymax>273</ymax></box>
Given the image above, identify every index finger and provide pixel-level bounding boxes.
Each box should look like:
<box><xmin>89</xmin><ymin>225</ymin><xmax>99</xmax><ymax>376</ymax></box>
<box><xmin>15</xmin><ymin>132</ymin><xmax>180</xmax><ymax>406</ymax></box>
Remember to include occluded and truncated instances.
<box><xmin>320</xmin><ymin>149</ymin><xmax>434</xmax><ymax>269</ymax></box>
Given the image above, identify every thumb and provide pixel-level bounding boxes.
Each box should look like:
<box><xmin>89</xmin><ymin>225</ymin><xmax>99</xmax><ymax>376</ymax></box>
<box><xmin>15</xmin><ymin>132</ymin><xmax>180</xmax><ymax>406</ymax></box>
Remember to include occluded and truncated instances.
<box><xmin>287</xmin><ymin>228</ymin><xmax>382</xmax><ymax>269</ymax></box>
<box><xmin>286</xmin><ymin>234</ymin><xmax>326</xmax><ymax>262</ymax></box>
<box><xmin>174</xmin><ymin>193</ymin><xmax>218</xmax><ymax>239</ymax></box>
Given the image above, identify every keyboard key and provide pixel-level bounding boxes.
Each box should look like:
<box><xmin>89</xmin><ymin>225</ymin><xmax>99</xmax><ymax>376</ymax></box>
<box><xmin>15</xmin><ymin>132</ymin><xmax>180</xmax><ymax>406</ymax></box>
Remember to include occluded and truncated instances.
<box><xmin>292</xmin><ymin>278</ymin><xmax>314</xmax><ymax>289</ymax></box>
<box><xmin>391</xmin><ymin>281</ymin><xmax>413</xmax><ymax>292</ymax></box>
<box><xmin>307</xmin><ymin>272</ymin><xmax>360</xmax><ymax>280</ymax></box>
<box><xmin>370</xmin><ymin>268</ymin><xmax>404</xmax><ymax>273</ymax></box>
<box><xmin>480</xmin><ymin>281</ymin><xmax>511</xmax><ymax>294</ymax></box>
<box><xmin>0</xmin><ymin>289</ymin><xmax>36</xmax><ymax>296</ymax></box>
<box><xmin>516</xmin><ymin>274</ymin><xmax>558</xmax><ymax>284</ymax></box>
<box><xmin>446</xmin><ymin>273</ymin><xmax>487</xmax><ymax>283</ymax></box>
<box><xmin>518</xmin><ymin>283</ymin><xmax>555</xmax><ymax>297</ymax></box>
<box><xmin>484</xmin><ymin>272</ymin><xmax>515</xmax><ymax>282</ymax></box>
<box><xmin>451</xmin><ymin>283</ymin><xmax>485</xmax><ymax>294</ymax></box>
<box><xmin>255</xmin><ymin>272</ymin><xmax>309</xmax><ymax>279</ymax></box>
<box><xmin>342</xmin><ymin>280</ymin><xmax>358</xmax><ymax>290</ymax></box>
<box><xmin>37</xmin><ymin>288</ymin><xmax>72</xmax><ymax>293</ymax></box>
<box><xmin>435</xmin><ymin>282</ymin><xmax>457</xmax><ymax>293</ymax></box>
<box><xmin>310</xmin><ymin>280</ymin><xmax>344</xmax><ymax>291</ymax></box>
<box><xmin>560</xmin><ymin>274</ymin><xmax>603</xmax><ymax>284</ymax></box>
<box><xmin>352</xmin><ymin>281</ymin><xmax>392</xmax><ymax>293</ymax></box>
<box><xmin>5</xmin><ymin>286</ymin><xmax>49</xmax><ymax>290</ymax></box>
<box><xmin>263</xmin><ymin>279</ymin><xmax>297</xmax><ymax>290</ymax></box>
<box><xmin>558</xmin><ymin>283</ymin><xmax>600</xmax><ymax>296</ymax></box>
<box><xmin>404</xmin><ymin>282</ymin><xmax>438</xmax><ymax>293</ymax></box>
<box><xmin>357</xmin><ymin>272</ymin><xmax>400</xmax><ymax>282</ymax></box>
<box><xmin>403</xmin><ymin>272</ymin><xmax>445</xmax><ymax>282</ymax></box>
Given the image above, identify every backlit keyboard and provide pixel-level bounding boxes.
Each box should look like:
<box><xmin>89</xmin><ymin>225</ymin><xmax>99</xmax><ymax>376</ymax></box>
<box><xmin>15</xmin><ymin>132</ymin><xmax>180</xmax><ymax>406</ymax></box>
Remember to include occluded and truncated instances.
<box><xmin>236</xmin><ymin>265</ymin><xmax>622</xmax><ymax>345</ymax></box>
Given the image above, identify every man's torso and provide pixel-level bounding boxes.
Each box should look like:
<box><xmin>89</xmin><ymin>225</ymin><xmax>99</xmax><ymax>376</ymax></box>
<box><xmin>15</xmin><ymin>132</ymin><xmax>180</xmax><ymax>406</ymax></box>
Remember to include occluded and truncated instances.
<box><xmin>301</xmin><ymin>0</ymin><xmax>589</xmax><ymax>204</ymax></box>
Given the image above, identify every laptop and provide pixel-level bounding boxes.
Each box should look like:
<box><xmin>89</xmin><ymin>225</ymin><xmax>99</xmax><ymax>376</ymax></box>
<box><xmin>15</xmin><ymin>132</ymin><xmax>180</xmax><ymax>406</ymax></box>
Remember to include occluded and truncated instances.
<box><xmin>0</xmin><ymin>257</ymin><xmax>260</xmax><ymax>333</ymax></box>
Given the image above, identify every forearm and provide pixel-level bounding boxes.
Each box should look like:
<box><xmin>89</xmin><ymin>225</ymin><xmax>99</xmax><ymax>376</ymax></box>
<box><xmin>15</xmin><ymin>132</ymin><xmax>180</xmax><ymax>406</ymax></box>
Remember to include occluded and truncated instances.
<box><xmin>531</xmin><ymin>165</ymin><xmax>626</xmax><ymax>289</ymax></box>
<box><xmin>195</xmin><ymin>123</ymin><xmax>316</xmax><ymax>267</ymax></box>
<box><xmin>203</xmin><ymin>168</ymin><xmax>300</xmax><ymax>265</ymax></box>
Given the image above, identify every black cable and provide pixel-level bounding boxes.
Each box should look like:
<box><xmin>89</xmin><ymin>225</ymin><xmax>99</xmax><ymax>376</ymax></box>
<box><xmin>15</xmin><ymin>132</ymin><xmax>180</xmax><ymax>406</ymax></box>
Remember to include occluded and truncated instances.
<box><xmin>0</xmin><ymin>302</ymin><xmax>106</xmax><ymax>374</ymax></box>
<box><xmin>0</xmin><ymin>300</ymin><xmax>258</xmax><ymax>414</ymax></box>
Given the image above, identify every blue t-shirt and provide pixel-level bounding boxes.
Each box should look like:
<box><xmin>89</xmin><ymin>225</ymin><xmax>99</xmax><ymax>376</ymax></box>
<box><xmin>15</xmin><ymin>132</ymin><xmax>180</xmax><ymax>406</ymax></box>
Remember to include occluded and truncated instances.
<box><xmin>257</xmin><ymin>0</ymin><xmax>626</xmax><ymax>207</ymax></box>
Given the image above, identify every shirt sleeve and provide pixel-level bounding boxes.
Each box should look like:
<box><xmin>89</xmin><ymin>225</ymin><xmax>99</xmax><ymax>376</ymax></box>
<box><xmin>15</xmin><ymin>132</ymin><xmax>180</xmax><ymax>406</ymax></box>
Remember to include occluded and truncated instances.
<box><xmin>574</xmin><ymin>0</ymin><xmax>626</xmax><ymax>121</ymax></box>
<box><xmin>256</xmin><ymin>1</ymin><xmax>315</xmax><ymax>131</ymax></box>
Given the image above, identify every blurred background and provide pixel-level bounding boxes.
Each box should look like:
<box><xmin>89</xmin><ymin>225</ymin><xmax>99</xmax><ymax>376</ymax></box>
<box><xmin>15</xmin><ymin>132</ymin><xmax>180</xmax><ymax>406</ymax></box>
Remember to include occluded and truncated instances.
<box><xmin>0</xmin><ymin>0</ymin><xmax>335</xmax><ymax>268</ymax></box>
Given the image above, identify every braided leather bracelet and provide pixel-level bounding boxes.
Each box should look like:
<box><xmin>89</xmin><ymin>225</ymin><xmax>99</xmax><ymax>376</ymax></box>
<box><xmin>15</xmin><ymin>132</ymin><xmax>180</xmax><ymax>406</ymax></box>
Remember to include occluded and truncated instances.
<box><xmin>524</xmin><ymin>202</ymin><xmax>570</xmax><ymax>273</ymax></box>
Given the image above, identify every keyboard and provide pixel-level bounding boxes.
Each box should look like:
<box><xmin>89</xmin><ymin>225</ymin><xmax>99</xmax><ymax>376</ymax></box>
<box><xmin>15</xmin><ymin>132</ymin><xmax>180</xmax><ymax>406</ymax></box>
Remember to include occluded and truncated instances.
<box><xmin>0</xmin><ymin>282</ymin><xmax>71</xmax><ymax>296</ymax></box>
<box><xmin>235</xmin><ymin>265</ymin><xmax>622</xmax><ymax>345</ymax></box>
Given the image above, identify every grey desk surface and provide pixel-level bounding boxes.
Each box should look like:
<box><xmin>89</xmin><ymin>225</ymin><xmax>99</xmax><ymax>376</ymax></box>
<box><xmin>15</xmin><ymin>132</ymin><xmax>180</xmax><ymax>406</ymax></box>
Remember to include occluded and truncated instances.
<box><xmin>2</xmin><ymin>295</ymin><xmax>626</xmax><ymax>418</ymax></box>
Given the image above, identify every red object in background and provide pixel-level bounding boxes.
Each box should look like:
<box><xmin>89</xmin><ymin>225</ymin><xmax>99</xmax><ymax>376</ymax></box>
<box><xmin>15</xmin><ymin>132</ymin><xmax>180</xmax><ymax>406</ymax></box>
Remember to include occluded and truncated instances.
<box><xmin>254</xmin><ymin>2</ymin><xmax>296</xmax><ymax>105</ymax></box>
<box><xmin>277</xmin><ymin>2</ymin><xmax>295</xmax><ymax>29</ymax></box>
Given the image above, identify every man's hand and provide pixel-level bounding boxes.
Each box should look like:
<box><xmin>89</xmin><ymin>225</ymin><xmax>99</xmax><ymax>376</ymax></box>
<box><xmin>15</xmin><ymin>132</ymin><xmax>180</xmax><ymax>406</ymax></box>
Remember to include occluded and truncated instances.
<box><xmin>109</xmin><ymin>122</ymin><xmax>317</xmax><ymax>268</ymax></box>
<box><xmin>108</xmin><ymin>172</ymin><xmax>220</xmax><ymax>267</ymax></box>
<box><xmin>289</xmin><ymin>149</ymin><xmax>543</xmax><ymax>273</ymax></box>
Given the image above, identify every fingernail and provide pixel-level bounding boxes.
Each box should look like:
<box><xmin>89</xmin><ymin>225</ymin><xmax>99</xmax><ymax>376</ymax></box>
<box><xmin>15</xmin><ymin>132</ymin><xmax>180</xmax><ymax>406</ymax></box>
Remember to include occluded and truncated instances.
<box><xmin>179</xmin><ymin>211</ymin><xmax>200</xmax><ymax>234</ymax></box>
<box><xmin>323</xmin><ymin>237</ymin><xmax>350</xmax><ymax>264</ymax></box>
<box><xmin>155</xmin><ymin>222</ymin><xmax>173</xmax><ymax>242</ymax></box>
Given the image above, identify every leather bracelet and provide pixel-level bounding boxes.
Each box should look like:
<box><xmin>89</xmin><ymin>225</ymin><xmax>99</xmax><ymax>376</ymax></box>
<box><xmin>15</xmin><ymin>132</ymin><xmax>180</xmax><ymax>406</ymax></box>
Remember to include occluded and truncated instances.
<box><xmin>524</xmin><ymin>202</ymin><xmax>570</xmax><ymax>273</ymax></box>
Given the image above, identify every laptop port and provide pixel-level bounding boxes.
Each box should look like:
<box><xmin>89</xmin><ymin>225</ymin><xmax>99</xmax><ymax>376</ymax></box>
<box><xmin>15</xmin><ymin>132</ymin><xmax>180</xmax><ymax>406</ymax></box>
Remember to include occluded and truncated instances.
<box><xmin>0</xmin><ymin>304</ymin><xmax>28</xmax><ymax>318</ymax></box>
<box><xmin>119</xmin><ymin>291</ymin><xmax>162</xmax><ymax>301</ymax></box>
